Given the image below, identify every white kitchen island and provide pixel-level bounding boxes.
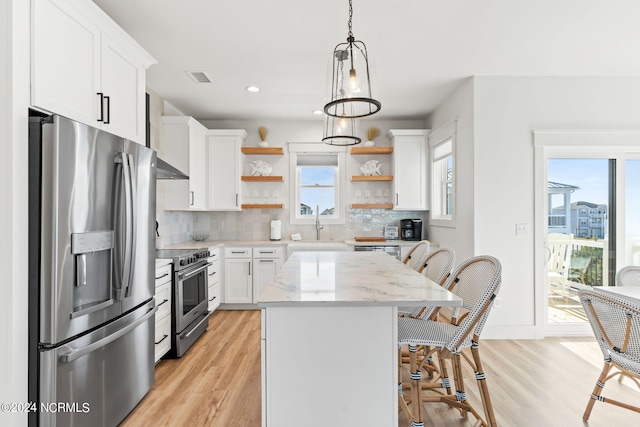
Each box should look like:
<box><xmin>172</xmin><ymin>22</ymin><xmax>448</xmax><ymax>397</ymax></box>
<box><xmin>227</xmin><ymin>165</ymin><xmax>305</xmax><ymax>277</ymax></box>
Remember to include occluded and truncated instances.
<box><xmin>258</xmin><ymin>251</ymin><xmax>462</xmax><ymax>427</ymax></box>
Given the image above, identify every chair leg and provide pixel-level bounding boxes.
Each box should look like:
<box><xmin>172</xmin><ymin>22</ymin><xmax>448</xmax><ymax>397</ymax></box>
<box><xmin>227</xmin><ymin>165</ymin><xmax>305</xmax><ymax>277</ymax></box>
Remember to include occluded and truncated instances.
<box><xmin>583</xmin><ymin>361</ymin><xmax>612</xmax><ymax>421</ymax></box>
<box><xmin>471</xmin><ymin>344</ymin><xmax>497</xmax><ymax>427</ymax></box>
<box><xmin>408</xmin><ymin>344</ymin><xmax>424</xmax><ymax>426</ymax></box>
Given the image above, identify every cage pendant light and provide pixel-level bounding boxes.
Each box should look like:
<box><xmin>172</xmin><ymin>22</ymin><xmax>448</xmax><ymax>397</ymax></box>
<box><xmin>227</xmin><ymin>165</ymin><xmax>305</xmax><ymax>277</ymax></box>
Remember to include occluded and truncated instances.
<box><xmin>322</xmin><ymin>114</ymin><xmax>361</xmax><ymax>146</ymax></box>
<box><xmin>323</xmin><ymin>0</ymin><xmax>381</xmax><ymax>120</ymax></box>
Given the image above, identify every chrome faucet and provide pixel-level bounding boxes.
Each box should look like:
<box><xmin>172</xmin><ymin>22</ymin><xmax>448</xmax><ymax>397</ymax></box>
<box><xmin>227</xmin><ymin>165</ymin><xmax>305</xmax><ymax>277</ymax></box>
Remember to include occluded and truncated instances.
<box><xmin>316</xmin><ymin>204</ymin><xmax>323</xmax><ymax>240</ymax></box>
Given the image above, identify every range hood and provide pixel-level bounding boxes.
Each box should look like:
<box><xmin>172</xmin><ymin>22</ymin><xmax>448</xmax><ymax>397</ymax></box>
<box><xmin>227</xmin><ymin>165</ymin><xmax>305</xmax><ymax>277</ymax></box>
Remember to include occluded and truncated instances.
<box><xmin>156</xmin><ymin>157</ymin><xmax>189</xmax><ymax>180</ymax></box>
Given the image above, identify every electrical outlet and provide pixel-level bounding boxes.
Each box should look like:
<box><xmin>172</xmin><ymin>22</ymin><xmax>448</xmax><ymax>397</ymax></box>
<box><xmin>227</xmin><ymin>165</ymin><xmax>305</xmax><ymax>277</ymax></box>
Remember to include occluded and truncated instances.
<box><xmin>515</xmin><ymin>223</ymin><xmax>528</xmax><ymax>236</ymax></box>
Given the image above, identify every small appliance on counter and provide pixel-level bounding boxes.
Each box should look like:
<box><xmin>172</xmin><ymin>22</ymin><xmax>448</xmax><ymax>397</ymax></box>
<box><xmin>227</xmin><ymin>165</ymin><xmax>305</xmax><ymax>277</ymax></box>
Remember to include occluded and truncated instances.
<box><xmin>384</xmin><ymin>225</ymin><xmax>399</xmax><ymax>240</ymax></box>
<box><xmin>270</xmin><ymin>220</ymin><xmax>282</xmax><ymax>241</ymax></box>
<box><xmin>400</xmin><ymin>218</ymin><xmax>422</xmax><ymax>241</ymax></box>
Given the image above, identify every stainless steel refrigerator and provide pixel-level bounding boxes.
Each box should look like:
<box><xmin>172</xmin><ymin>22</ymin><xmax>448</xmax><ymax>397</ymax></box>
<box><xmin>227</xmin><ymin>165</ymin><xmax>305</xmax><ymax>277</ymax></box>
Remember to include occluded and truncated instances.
<box><xmin>28</xmin><ymin>113</ymin><xmax>157</xmax><ymax>426</ymax></box>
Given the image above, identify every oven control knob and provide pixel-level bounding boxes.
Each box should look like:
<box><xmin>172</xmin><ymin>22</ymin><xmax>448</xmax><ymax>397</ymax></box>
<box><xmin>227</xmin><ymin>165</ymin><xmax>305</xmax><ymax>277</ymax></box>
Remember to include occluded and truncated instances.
<box><xmin>180</xmin><ymin>259</ymin><xmax>187</xmax><ymax>266</ymax></box>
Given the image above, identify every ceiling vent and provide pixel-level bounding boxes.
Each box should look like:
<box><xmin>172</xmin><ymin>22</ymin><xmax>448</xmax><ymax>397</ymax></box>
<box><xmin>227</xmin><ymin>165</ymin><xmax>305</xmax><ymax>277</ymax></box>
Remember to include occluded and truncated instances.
<box><xmin>186</xmin><ymin>71</ymin><xmax>212</xmax><ymax>84</ymax></box>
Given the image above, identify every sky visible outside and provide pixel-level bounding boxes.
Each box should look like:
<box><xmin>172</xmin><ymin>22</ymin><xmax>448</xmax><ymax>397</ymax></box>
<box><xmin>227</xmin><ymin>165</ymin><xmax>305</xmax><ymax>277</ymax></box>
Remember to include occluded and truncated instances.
<box><xmin>300</xmin><ymin>166</ymin><xmax>336</xmax><ymax>215</ymax></box>
<box><xmin>548</xmin><ymin>158</ymin><xmax>640</xmax><ymax>237</ymax></box>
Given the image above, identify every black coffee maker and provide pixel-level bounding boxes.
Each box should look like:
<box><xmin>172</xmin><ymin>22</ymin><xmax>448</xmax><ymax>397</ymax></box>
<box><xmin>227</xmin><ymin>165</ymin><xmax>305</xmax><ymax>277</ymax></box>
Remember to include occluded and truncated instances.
<box><xmin>400</xmin><ymin>219</ymin><xmax>422</xmax><ymax>241</ymax></box>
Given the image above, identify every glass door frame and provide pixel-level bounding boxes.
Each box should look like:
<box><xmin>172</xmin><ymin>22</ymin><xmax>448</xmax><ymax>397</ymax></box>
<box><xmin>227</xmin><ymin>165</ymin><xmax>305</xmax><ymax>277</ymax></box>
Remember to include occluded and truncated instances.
<box><xmin>533</xmin><ymin>130</ymin><xmax>640</xmax><ymax>338</ymax></box>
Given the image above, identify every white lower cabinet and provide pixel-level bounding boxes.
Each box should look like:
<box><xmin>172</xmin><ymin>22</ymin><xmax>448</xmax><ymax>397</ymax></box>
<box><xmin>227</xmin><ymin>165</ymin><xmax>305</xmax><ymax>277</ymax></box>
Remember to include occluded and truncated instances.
<box><xmin>224</xmin><ymin>246</ymin><xmax>284</xmax><ymax>305</ymax></box>
<box><xmin>207</xmin><ymin>248</ymin><xmax>221</xmax><ymax>311</ymax></box>
<box><xmin>224</xmin><ymin>247</ymin><xmax>253</xmax><ymax>304</ymax></box>
<box><xmin>253</xmin><ymin>247</ymin><xmax>283</xmax><ymax>303</ymax></box>
<box><xmin>154</xmin><ymin>262</ymin><xmax>172</xmax><ymax>363</ymax></box>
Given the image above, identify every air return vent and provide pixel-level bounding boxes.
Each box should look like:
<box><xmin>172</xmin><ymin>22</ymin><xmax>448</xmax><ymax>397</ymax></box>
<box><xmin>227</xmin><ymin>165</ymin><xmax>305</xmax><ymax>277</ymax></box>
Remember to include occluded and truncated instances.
<box><xmin>186</xmin><ymin>71</ymin><xmax>212</xmax><ymax>84</ymax></box>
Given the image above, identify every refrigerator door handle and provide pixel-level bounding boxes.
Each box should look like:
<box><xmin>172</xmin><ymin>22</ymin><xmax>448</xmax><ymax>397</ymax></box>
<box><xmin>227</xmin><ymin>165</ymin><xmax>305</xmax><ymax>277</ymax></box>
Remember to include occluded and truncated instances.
<box><xmin>58</xmin><ymin>305</ymin><xmax>157</xmax><ymax>363</ymax></box>
<box><xmin>114</xmin><ymin>153</ymin><xmax>135</xmax><ymax>300</ymax></box>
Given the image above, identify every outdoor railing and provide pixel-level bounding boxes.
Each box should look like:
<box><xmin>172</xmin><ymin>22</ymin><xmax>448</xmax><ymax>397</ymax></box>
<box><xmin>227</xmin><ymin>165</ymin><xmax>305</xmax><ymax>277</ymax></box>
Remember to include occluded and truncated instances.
<box><xmin>569</xmin><ymin>237</ymin><xmax>608</xmax><ymax>287</ymax></box>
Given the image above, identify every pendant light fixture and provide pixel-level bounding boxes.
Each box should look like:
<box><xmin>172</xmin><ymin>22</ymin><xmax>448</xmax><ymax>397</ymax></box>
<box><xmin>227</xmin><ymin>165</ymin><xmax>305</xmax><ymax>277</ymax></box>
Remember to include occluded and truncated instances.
<box><xmin>322</xmin><ymin>0</ymin><xmax>381</xmax><ymax>146</ymax></box>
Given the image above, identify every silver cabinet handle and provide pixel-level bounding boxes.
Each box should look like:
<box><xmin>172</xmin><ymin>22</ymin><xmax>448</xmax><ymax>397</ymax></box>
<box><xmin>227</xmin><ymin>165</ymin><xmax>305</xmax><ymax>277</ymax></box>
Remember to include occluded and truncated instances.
<box><xmin>155</xmin><ymin>272</ymin><xmax>169</xmax><ymax>280</ymax></box>
<box><xmin>236</xmin><ymin>193</ymin><xmax>239</xmax><ymax>206</ymax></box>
<box><xmin>190</xmin><ymin>191</ymin><xmax>195</xmax><ymax>206</ymax></box>
<box><xmin>395</xmin><ymin>193</ymin><xmax>399</xmax><ymax>206</ymax></box>
<box><xmin>157</xmin><ymin>299</ymin><xmax>169</xmax><ymax>307</ymax></box>
<box><xmin>259</xmin><ymin>259</ymin><xmax>274</xmax><ymax>263</ymax></box>
<box><xmin>104</xmin><ymin>95</ymin><xmax>110</xmax><ymax>124</ymax></box>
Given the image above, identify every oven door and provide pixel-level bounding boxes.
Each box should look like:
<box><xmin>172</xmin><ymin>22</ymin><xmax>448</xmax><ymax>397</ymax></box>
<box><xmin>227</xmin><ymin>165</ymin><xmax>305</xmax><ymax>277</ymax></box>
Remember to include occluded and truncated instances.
<box><xmin>174</xmin><ymin>261</ymin><xmax>210</xmax><ymax>334</ymax></box>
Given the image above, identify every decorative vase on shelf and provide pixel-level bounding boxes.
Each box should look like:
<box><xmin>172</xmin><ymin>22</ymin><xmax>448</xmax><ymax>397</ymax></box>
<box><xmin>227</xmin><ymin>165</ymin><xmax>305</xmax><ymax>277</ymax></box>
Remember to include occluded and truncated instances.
<box><xmin>258</xmin><ymin>126</ymin><xmax>269</xmax><ymax>148</ymax></box>
<box><xmin>364</xmin><ymin>127</ymin><xmax>379</xmax><ymax>147</ymax></box>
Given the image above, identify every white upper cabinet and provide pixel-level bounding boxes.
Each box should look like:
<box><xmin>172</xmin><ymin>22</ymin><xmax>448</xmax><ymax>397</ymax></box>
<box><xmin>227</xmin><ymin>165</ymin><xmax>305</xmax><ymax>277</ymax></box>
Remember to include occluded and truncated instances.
<box><xmin>388</xmin><ymin>129</ymin><xmax>430</xmax><ymax>211</ymax></box>
<box><xmin>162</xmin><ymin>116</ymin><xmax>208</xmax><ymax>210</ymax></box>
<box><xmin>31</xmin><ymin>0</ymin><xmax>155</xmax><ymax>143</ymax></box>
<box><xmin>206</xmin><ymin>130</ymin><xmax>247</xmax><ymax>211</ymax></box>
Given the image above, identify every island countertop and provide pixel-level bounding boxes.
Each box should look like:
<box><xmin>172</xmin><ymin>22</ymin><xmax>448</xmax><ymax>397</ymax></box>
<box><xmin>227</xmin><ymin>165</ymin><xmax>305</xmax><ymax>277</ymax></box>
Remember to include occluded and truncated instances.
<box><xmin>257</xmin><ymin>251</ymin><xmax>461</xmax><ymax>308</ymax></box>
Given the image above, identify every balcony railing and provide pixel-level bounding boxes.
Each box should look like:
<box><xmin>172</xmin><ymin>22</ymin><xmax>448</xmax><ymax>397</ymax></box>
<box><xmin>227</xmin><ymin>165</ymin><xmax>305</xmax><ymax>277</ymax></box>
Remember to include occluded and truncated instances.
<box><xmin>568</xmin><ymin>238</ymin><xmax>609</xmax><ymax>287</ymax></box>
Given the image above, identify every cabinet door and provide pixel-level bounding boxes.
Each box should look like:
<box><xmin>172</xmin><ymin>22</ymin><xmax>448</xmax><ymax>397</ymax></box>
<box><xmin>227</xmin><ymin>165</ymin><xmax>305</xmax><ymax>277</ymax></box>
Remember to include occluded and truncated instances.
<box><xmin>31</xmin><ymin>0</ymin><xmax>100</xmax><ymax>127</ymax></box>
<box><xmin>100</xmin><ymin>34</ymin><xmax>146</xmax><ymax>143</ymax></box>
<box><xmin>393</xmin><ymin>134</ymin><xmax>428</xmax><ymax>210</ymax></box>
<box><xmin>253</xmin><ymin>258</ymin><xmax>282</xmax><ymax>303</ymax></box>
<box><xmin>224</xmin><ymin>259</ymin><xmax>252</xmax><ymax>303</ymax></box>
<box><xmin>188</xmin><ymin>127</ymin><xmax>207</xmax><ymax>209</ymax></box>
<box><xmin>207</xmin><ymin>135</ymin><xmax>243</xmax><ymax>210</ymax></box>
<box><xmin>162</xmin><ymin>117</ymin><xmax>207</xmax><ymax>210</ymax></box>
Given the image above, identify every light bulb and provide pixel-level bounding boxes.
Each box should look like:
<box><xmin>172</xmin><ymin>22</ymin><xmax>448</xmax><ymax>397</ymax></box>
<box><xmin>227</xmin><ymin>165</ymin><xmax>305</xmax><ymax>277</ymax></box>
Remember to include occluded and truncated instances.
<box><xmin>338</xmin><ymin>116</ymin><xmax>348</xmax><ymax>132</ymax></box>
<box><xmin>349</xmin><ymin>68</ymin><xmax>360</xmax><ymax>92</ymax></box>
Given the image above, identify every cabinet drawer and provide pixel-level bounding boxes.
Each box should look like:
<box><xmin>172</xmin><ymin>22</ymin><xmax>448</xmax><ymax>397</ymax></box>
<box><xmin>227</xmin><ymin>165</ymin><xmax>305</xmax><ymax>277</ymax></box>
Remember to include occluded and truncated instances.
<box><xmin>225</xmin><ymin>247</ymin><xmax>252</xmax><ymax>258</ymax></box>
<box><xmin>253</xmin><ymin>246</ymin><xmax>284</xmax><ymax>259</ymax></box>
<box><xmin>155</xmin><ymin>264</ymin><xmax>172</xmax><ymax>287</ymax></box>
<box><xmin>155</xmin><ymin>282</ymin><xmax>171</xmax><ymax>320</ymax></box>
<box><xmin>208</xmin><ymin>247</ymin><xmax>221</xmax><ymax>261</ymax></box>
<box><xmin>208</xmin><ymin>283</ymin><xmax>221</xmax><ymax>312</ymax></box>
<box><xmin>207</xmin><ymin>259</ymin><xmax>220</xmax><ymax>286</ymax></box>
<box><xmin>154</xmin><ymin>314</ymin><xmax>171</xmax><ymax>363</ymax></box>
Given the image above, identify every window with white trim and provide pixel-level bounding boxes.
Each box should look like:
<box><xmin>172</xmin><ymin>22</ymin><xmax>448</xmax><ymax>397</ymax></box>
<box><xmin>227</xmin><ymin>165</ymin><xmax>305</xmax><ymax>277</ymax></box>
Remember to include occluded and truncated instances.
<box><xmin>289</xmin><ymin>144</ymin><xmax>346</xmax><ymax>224</ymax></box>
<box><xmin>429</xmin><ymin>121</ymin><xmax>456</xmax><ymax>226</ymax></box>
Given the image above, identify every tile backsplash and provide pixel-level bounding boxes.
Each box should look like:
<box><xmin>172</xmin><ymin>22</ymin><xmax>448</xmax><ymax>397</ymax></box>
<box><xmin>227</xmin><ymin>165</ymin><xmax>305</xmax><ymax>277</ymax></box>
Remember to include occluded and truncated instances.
<box><xmin>158</xmin><ymin>209</ymin><xmax>428</xmax><ymax>245</ymax></box>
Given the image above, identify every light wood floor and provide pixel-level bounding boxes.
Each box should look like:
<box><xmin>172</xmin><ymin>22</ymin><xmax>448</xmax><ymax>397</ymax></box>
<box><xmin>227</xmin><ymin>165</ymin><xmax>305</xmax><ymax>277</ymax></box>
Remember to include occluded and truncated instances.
<box><xmin>121</xmin><ymin>310</ymin><xmax>640</xmax><ymax>426</ymax></box>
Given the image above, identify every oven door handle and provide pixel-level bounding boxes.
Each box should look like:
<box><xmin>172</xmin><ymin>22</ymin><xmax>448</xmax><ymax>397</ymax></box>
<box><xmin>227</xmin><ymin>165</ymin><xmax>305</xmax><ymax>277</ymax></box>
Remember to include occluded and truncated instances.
<box><xmin>182</xmin><ymin>312</ymin><xmax>212</xmax><ymax>339</ymax></box>
<box><xmin>177</xmin><ymin>262</ymin><xmax>212</xmax><ymax>280</ymax></box>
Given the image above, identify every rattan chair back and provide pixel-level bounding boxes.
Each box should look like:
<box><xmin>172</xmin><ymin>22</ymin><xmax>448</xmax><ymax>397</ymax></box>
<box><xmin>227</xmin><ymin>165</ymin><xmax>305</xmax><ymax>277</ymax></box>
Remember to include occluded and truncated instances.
<box><xmin>616</xmin><ymin>266</ymin><xmax>640</xmax><ymax>287</ymax></box>
<box><xmin>402</xmin><ymin>240</ymin><xmax>431</xmax><ymax>273</ymax></box>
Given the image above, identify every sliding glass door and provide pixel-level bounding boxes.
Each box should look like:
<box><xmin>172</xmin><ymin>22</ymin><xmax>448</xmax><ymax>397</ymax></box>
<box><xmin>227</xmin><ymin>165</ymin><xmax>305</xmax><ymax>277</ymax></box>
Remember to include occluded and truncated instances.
<box><xmin>546</xmin><ymin>158</ymin><xmax>613</xmax><ymax>327</ymax></box>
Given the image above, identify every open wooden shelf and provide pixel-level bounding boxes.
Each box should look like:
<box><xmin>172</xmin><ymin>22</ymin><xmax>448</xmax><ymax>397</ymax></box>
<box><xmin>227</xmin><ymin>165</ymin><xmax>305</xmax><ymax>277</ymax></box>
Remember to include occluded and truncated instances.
<box><xmin>241</xmin><ymin>176</ymin><xmax>284</xmax><ymax>182</ymax></box>
<box><xmin>241</xmin><ymin>147</ymin><xmax>284</xmax><ymax>155</ymax></box>
<box><xmin>350</xmin><ymin>146</ymin><xmax>393</xmax><ymax>155</ymax></box>
<box><xmin>241</xmin><ymin>204</ymin><xmax>284</xmax><ymax>209</ymax></box>
<box><xmin>351</xmin><ymin>203</ymin><xmax>394</xmax><ymax>209</ymax></box>
<box><xmin>351</xmin><ymin>175</ymin><xmax>393</xmax><ymax>181</ymax></box>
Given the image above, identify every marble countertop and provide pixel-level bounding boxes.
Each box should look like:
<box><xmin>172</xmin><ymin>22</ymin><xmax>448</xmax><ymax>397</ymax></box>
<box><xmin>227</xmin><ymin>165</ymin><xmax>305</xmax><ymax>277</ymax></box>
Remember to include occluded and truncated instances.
<box><xmin>161</xmin><ymin>239</ymin><xmax>435</xmax><ymax>250</ymax></box>
<box><xmin>258</xmin><ymin>251</ymin><xmax>461</xmax><ymax>308</ymax></box>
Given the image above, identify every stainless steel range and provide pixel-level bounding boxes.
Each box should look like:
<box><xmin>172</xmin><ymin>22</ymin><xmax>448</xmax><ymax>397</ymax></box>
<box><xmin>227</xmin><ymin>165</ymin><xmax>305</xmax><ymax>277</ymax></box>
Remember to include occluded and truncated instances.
<box><xmin>156</xmin><ymin>248</ymin><xmax>211</xmax><ymax>357</ymax></box>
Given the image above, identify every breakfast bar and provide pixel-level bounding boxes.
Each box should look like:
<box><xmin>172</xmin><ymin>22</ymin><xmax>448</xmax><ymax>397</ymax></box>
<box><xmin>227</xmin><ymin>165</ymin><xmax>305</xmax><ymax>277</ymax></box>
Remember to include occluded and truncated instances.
<box><xmin>258</xmin><ymin>251</ymin><xmax>462</xmax><ymax>427</ymax></box>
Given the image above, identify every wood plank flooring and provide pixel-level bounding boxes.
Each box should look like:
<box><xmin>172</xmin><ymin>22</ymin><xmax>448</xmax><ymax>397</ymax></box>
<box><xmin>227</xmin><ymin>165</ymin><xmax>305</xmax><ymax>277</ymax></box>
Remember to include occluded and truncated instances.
<box><xmin>121</xmin><ymin>310</ymin><xmax>640</xmax><ymax>426</ymax></box>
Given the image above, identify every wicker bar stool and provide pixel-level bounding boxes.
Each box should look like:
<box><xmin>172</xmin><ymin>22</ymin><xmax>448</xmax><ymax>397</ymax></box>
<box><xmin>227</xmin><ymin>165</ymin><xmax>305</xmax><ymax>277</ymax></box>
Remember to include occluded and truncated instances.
<box><xmin>616</xmin><ymin>266</ymin><xmax>640</xmax><ymax>287</ymax></box>
<box><xmin>402</xmin><ymin>240</ymin><xmax>431</xmax><ymax>273</ymax></box>
<box><xmin>578</xmin><ymin>288</ymin><xmax>640</xmax><ymax>420</ymax></box>
<box><xmin>398</xmin><ymin>255</ymin><xmax>502</xmax><ymax>427</ymax></box>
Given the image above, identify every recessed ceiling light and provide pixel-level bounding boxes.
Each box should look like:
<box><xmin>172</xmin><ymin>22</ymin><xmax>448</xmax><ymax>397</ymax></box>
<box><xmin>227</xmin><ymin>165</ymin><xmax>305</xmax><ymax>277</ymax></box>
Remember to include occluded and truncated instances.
<box><xmin>312</xmin><ymin>110</ymin><xmax>324</xmax><ymax>115</ymax></box>
<box><xmin>245</xmin><ymin>86</ymin><xmax>260</xmax><ymax>93</ymax></box>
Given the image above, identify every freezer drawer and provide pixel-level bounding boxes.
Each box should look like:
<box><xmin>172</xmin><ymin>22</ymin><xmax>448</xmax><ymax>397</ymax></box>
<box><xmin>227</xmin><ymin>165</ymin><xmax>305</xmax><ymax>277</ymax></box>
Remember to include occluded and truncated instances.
<box><xmin>38</xmin><ymin>301</ymin><xmax>156</xmax><ymax>427</ymax></box>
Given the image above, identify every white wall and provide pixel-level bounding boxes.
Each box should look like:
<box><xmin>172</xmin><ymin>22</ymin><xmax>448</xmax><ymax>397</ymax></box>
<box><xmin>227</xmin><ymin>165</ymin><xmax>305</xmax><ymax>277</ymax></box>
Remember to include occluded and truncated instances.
<box><xmin>429</xmin><ymin>76</ymin><xmax>640</xmax><ymax>339</ymax></box>
<box><xmin>425</xmin><ymin>78</ymin><xmax>476</xmax><ymax>263</ymax></box>
<box><xmin>0</xmin><ymin>0</ymin><xmax>30</xmax><ymax>426</ymax></box>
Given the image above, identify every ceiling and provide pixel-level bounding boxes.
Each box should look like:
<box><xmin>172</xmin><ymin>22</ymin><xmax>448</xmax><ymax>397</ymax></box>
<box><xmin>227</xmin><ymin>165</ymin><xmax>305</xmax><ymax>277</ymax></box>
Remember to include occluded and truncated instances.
<box><xmin>93</xmin><ymin>0</ymin><xmax>640</xmax><ymax>122</ymax></box>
